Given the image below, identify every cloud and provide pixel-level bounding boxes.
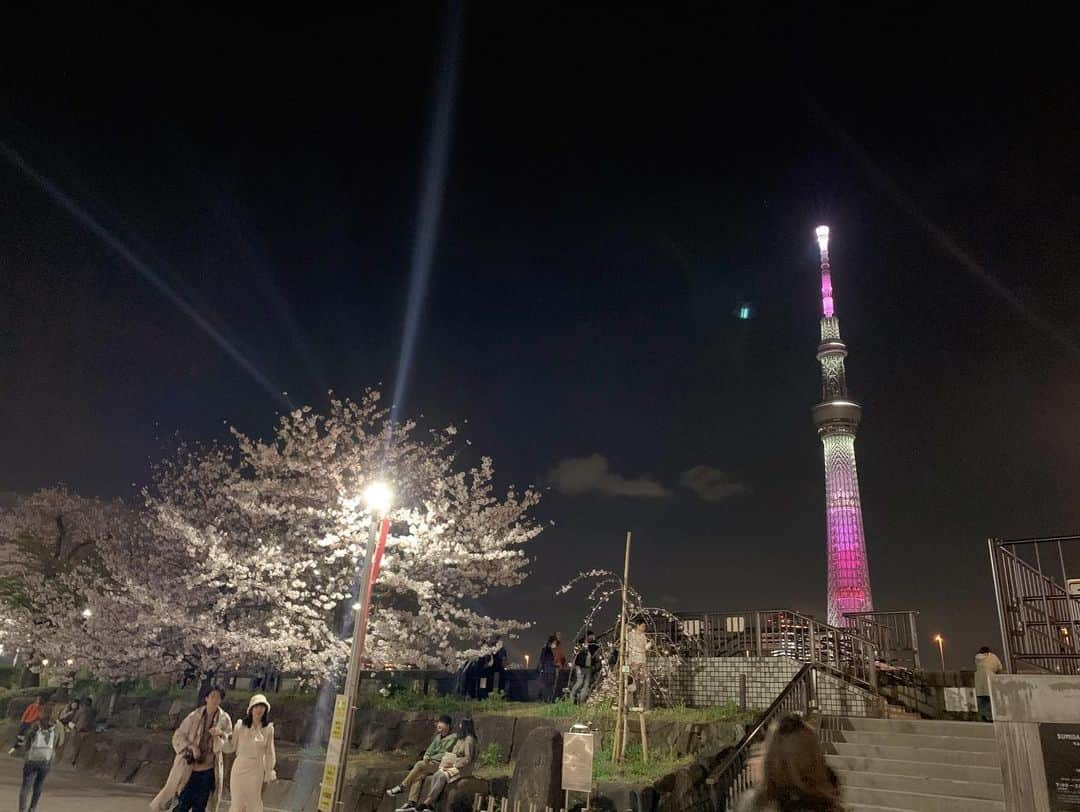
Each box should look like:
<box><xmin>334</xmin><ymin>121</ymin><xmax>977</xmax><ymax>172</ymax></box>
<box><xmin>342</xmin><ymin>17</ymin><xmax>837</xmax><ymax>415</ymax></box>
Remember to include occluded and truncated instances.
<box><xmin>680</xmin><ymin>465</ymin><xmax>750</xmax><ymax>502</ymax></box>
<box><xmin>548</xmin><ymin>454</ymin><xmax>671</xmax><ymax>498</ymax></box>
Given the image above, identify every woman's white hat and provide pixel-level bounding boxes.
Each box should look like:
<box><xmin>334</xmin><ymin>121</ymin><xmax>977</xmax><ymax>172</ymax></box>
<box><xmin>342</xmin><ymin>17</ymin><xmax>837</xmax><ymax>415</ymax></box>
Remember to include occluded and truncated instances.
<box><xmin>247</xmin><ymin>693</ymin><xmax>271</xmax><ymax>712</ymax></box>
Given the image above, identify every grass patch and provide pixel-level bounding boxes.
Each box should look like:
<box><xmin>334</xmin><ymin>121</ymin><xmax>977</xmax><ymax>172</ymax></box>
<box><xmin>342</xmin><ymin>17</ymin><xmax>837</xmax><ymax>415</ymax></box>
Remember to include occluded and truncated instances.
<box><xmin>353</xmin><ymin>690</ymin><xmax>756</xmax><ymax>726</ymax></box>
<box><xmin>592</xmin><ymin>741</ymin><xmax>694</xmax><ymax>785</ymax></box>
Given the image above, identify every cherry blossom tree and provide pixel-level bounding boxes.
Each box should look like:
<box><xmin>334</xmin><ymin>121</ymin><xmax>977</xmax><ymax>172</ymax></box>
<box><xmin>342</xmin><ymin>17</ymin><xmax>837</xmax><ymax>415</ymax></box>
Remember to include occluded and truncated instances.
<box><xmin>0</xmin><ymin>488</ymin><xmax>161</xmax><ymax>679</ymax></box>
<box><xmin>0</xmin><ymin>392</ymin><xmax>541</xmax><ymax>685</ymax></box>
<box><xmin>138</xmin><ymin>390</ymin><xmax>542</xmax><ymax>681</ymax></box>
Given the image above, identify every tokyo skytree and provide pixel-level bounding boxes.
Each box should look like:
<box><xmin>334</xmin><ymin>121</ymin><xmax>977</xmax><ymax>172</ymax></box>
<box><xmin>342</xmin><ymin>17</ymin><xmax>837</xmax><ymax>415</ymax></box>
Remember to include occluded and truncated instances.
<box><xmin>812</xmin><ymin>226</ymin><xmax>874</xmax><ymax>626</ymax></box>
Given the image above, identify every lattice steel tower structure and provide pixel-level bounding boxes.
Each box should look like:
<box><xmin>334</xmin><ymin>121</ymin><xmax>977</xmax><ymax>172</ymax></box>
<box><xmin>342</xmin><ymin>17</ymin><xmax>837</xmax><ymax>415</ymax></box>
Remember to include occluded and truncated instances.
<box><xmin>812</xmin><ymin>226</ymin><xmax>874</xmax><ymax>626</ymax></box>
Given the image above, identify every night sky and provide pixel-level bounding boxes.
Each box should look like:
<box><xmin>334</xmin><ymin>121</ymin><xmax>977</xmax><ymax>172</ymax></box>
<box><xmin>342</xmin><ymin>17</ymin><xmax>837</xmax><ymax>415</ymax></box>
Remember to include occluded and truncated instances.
<box><xmin>2</xmin><ymin>8</ymin><xmax>1077</xmax><ymax>670</ymax></box>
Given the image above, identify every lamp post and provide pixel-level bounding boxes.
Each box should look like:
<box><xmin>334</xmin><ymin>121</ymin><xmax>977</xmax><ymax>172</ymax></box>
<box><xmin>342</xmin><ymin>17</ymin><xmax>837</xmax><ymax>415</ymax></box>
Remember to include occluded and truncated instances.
<box><xmin>325</xmin><ymin>481</ymin><xmax>393</xmax><ymax>812</ymax></box>
<box><xmin>933</xmin><ymin>634</ymin><xmax>945</xmax><ymax>673</ymax></box>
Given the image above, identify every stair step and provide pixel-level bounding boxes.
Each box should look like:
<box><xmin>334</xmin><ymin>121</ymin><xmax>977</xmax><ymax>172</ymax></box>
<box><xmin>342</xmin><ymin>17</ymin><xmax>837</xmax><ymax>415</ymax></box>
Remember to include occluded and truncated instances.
<box><xmin>823</xmin><ymin>730</ymin><xmax>998</xmax><ymax>751</ymax></box>
<box><xmin>828</xmin><ymin>742</ymin><xmax>999</xmax><ymax>767</ymax></box>
<box><xmin>848</xmin><ymin>807</ymin><xmax>923</xmax><ymax>812</ymax></box>
<box><xmin>823</xmin><ymin>716</ymin><xmax>996</xmax><ymax>738</ymax></box>
<box><xmin>835</xmin><ymin>768</ymin><xmax>1004</xmax><ymax>801</ymax></box>
<box><xmin>827</xmin><ymin>754</ymin><xmax>1002</xmax><ymax>783</ymax></box>
<box><xmin>843</xmin><ymin>785</ymin><xmax>1005</xmax><ymax>812</ymax></box>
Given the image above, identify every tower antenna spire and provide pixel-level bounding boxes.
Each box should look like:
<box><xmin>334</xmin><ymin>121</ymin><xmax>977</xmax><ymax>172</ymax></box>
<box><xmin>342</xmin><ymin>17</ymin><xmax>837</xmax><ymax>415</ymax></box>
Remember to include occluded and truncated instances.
<box><xmin>816</xmin><ymin>225</ymin><xmax>834</xmax><ymax>318</ymax></box>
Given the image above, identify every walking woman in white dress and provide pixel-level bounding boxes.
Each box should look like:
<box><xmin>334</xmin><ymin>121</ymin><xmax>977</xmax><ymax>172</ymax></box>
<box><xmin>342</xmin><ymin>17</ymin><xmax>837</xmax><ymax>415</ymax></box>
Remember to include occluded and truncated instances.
<box><xmin>222</xmin><ymin>694</ymin><xmax>276</xmax><ymax>812</ymax></box>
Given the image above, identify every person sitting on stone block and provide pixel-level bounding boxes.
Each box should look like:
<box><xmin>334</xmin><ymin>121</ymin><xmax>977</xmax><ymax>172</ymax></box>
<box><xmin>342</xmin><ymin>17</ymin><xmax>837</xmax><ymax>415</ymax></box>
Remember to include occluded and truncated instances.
<box><xmin>414</xmin><ymin>718</ymin><xmax>478</xmax><ymax>811</ymax></box>
<box><xmin>386</xmin><ymin>715</ymin><xmax>457</xmax><ymax>810</ymax></box>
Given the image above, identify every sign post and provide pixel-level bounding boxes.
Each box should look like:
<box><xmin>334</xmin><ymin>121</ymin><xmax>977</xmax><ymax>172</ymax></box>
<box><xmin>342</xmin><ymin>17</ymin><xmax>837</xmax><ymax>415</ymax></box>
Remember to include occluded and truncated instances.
<box><xmin>317</xmin><ymin>694</ymin><xmax>350</xmax><ymax>812</ymax></box>
<box><xmin>323</xmin><ymin>511</ymin><xmax>392</xmax><ymax>810</ymax></box>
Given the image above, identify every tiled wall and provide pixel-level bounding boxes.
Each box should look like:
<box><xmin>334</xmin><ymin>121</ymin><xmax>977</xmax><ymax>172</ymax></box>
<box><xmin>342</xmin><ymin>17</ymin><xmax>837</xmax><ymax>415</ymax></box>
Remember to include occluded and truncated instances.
<box><xmin>648</xmin><ymin>656</ymin><xmax>883</xmax><ymax>717</ymax></box>
<box><xmin>648</xmin><ymin>656</ymin><xmax>801</xmax><ymax>709</ymax></box>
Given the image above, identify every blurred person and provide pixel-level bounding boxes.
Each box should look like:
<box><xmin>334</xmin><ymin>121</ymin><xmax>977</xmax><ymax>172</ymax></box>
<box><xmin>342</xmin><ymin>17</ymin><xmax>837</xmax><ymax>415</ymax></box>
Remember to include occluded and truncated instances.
<box><xmin>539</xmin><ymin>636</ymin><xmax>558</xmax><ymax>702</ymax></box>
<box><xmin>736</xmin><ymin>714</ymin><xmax>843</xmax><ymax>812</ymax></box>
<box><xmin>974</xmin><ymin>645</ymin><xmax>1004</xmax><ymax>722</ymax></box>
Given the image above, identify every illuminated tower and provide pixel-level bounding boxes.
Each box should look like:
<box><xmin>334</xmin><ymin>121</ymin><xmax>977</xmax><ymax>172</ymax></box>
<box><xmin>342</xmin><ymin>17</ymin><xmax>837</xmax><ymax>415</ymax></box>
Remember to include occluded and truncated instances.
<box><xmin>812</xmin><ymin>226</ymin><xmax>874</xmax><ymax>626</ymax></box>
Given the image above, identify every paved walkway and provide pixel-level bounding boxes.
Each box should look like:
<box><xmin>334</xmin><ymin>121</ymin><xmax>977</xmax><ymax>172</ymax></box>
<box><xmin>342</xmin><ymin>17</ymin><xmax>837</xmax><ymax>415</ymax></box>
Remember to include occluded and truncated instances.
<box><xmin>0</xmin><ymin>756</ymin><xmax>154</xmax><ymax>811</ymax></box>
<box><xmin>0</xmin><ymin>757</ymin><xmax>300</xmax><ymax>811</ymax></box>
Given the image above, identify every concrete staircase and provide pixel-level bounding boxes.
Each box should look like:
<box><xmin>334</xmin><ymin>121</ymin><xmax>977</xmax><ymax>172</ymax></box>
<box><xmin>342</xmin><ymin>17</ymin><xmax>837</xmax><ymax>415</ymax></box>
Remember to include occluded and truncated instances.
<box><xmin>820</xmin><ymin>716</ymin><xmax>1004</xmax><ymax>812</ymax></box>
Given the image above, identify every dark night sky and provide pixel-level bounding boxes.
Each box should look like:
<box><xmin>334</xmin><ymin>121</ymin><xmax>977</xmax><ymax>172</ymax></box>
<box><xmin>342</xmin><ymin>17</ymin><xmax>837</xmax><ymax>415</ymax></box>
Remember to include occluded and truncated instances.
<box><xmin>1</xmin><ymin>7</ymin><xmax>1078</xmax><ymax>669</ymax></box>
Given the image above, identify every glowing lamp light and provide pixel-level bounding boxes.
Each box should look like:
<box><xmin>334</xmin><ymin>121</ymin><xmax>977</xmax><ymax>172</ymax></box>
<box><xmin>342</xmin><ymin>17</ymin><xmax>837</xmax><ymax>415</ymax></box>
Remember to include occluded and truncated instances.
<box><xmin>81</xmin><ymin>608</ymin><xmax>93</xmax><ymax>619</ymax></box>
<box><xmin>352</xmin><ymin>602</ymin><xmax>362</xmax><ymax>611</ymax></box>
<box><xmin>41</xmin><ymin>659</ymin><xmax>49</xmax><ymax>667</ymax></box>
<box><xmin>66</xmin><ymin>659</ymin><xmax>74</xmax><ymax>666</ymax></box>
<box><xmin>363</xmin><ymin>482</ymin><xmax>393</xmax><ymax>516</ymax></box>
<box><xmin>933</xmin><ymin>634</ymin><xmax>943</xmax><ymax>643</ymax></box>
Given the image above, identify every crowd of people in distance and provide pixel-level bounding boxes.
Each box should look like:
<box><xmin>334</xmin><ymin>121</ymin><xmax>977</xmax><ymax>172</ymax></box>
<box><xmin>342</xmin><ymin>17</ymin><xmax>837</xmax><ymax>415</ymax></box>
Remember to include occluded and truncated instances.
<box><xmin>452</xmin><ymin>639</ymin><xmax>508</xmax><ymax>699</ymax></box>
<box><xmin>537</xmin><ymin>619</ymin><xmax>652</xmax><ymax>707</ymax></box>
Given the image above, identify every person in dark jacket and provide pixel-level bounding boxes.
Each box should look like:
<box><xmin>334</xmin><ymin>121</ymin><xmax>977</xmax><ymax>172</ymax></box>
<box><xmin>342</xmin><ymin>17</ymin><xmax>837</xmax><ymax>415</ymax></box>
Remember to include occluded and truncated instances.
<box><xmin>539</xmin><ymin>636</ymin><xmax>558</xmax><ymax>702</ymax></box>
<box><xmin>569</xmin><ymin>632</ymin><xmax>600</xmax><ymax>704</ymax></box>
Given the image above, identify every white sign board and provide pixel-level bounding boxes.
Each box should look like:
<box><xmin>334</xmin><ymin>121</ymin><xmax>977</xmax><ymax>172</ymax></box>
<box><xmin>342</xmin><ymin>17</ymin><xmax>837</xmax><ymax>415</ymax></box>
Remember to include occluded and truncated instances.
<box><xmin>317</xmin><ymin>694</ymin><xmax>350</xmax><ymax>812</ymax></box>
<box><xmin>561</xmin><ymin>728</ymin><xmax>594</xmax><ymax>793</ymax></box>
<box><xmin>1067</xmin><ymin>579</ymin><xmax>1080</xmax><ymax>597</ymax></box>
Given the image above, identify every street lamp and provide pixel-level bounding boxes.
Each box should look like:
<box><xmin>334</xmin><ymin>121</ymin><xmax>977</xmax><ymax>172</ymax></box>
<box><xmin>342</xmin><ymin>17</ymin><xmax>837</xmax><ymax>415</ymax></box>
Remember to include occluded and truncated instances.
<box><xmin>933</xmin><ymin>634</ymin><xmax>945</xmax><ymax>673</ymax></box>
<box><xmin>324</xmin><ymin>481</ymin><xmax>393</xmax><ymax>811</ymax></box>
<box><xmin>81</xmin><ymin>608</ymin><xmax>93</xmax><ymax>619</ymax></box>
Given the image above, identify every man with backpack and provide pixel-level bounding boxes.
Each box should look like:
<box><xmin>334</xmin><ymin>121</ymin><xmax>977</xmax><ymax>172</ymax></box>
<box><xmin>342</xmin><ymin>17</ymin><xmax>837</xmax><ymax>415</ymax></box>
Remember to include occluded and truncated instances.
<box><xmin>17</xmin><ymin>704</ymin><xmax>65</xmax><ymax>812</ymax></box>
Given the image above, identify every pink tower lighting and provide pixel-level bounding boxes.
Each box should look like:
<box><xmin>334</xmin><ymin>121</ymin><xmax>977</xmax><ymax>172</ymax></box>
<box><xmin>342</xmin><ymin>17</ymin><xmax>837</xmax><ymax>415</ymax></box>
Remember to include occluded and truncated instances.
<box><xmin>810</xmin><ymin>225</ymin><xmax>874</xmax><ymax>627</ymax></box>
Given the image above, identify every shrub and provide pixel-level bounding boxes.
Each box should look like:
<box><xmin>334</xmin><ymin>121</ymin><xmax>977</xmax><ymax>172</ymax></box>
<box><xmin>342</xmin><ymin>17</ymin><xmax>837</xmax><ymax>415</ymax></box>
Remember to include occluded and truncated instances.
<box><xmin>478</xmin><ymin>742</ymin><xmax>503</xmax><ymax>768</ymax></box>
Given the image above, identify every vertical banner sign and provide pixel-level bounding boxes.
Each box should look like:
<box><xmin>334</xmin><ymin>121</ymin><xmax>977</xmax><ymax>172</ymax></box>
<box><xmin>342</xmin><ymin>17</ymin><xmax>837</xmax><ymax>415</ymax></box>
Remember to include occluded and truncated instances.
<box><xmin>317</xmin><ymin>694</ymin><xmax>350</xmax><ymax>812</ymax></box>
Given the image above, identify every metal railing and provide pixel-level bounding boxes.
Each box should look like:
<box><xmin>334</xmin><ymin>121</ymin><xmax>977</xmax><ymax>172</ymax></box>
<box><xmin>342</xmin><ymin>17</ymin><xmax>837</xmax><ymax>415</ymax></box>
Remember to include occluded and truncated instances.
<box><xmin>706</xmin><ymin>664</ymin><xmax>815</xmax><ymax>810</ymax></box>
<box><xmin>843</xmin><ymin>610</ymin><xmax>921</xmax><ymax>670</ymax></box>
<box><xmin>989</xmin><ymin>536</ymin><xmax>1080</xmax><ymax>674</ymax></box>
<box><xmin>648</xmin><ymin>609</ymin><xmax>878</xmax><ymax>691</ymax></box>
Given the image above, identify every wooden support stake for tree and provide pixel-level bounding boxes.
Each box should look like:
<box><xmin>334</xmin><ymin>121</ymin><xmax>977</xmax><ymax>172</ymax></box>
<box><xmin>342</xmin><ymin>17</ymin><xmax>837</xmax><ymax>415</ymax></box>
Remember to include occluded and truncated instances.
<box><xmin>474</xmin><ymin>795</ymin><xmax>483</xmax><ymax>811</ymax></box>
<box><xmin>487</xmin><ymin>797</ymin><xmax>496</xmax><ymax>812</ymax></box>
<box><xmin>639</xmin><ymin>709</ymin><xmax>649</xmax><ymax>764</ymax></box>
<box><xmin>613</xmin><ymin>530</ymin><xmax>632</xmax><ymax>763</ymax></box>
<box><xmin>500</xmin><ymin>800</ymin><xmax>508</xmax><ymax>812</ymax></box>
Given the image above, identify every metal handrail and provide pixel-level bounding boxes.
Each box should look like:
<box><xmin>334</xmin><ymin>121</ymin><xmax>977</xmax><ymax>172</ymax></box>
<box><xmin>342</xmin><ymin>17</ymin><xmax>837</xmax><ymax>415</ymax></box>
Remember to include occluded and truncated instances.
<box><xmin>706</xmin><ymin>663</ymin><xmax>815</xmax><ymax>810</ymax></box>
